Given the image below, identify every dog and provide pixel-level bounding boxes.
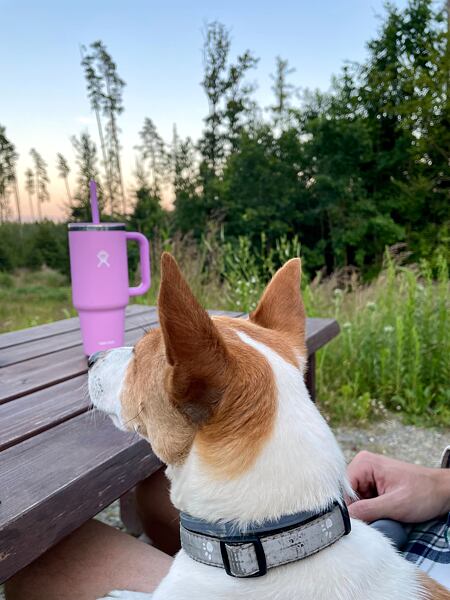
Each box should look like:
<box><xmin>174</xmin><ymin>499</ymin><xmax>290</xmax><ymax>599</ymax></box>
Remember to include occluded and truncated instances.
<box><xmin>89</xmin><ymin>253</ymin><xmax>449</xmax><ymax>599</ymax></box>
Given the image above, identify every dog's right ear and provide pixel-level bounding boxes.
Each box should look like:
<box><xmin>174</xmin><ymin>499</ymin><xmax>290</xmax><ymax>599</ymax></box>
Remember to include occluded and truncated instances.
<box><xmin>158</xmin><ymin>252</ymin><xmax>230</xmax><ymax>424</ymax></box>
<box><xmin>250</xmin><ymin>258</ymin><xmax>306</xmax><ymax>355</ymax></box>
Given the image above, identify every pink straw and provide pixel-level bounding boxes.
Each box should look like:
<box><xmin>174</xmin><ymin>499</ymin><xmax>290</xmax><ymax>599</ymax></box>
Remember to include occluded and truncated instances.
<box><xmin>89</xmin><ymin>179</ymin><xmax>100</xmax><ymax>224</ymax></box>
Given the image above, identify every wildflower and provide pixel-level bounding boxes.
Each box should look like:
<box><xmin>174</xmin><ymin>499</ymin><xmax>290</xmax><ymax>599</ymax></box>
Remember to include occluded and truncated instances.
<box><xmin>343</xmin><ymin>322</ymin><xmax>352</xmax><ymax>330</ymax></box>
<box><xmin>367</xmin><ymin>301</ymin><xmax>377</xmax><ymax>311</ymax></box>
<box><xmin>334</xmin><ymin>288</ymin><xmax>343</xmax><ymax>296</ymax></box>
<box><xmin>383</xmin><ymin>325</ymin><xmax>394</xmax><ymax>333</ymax></box>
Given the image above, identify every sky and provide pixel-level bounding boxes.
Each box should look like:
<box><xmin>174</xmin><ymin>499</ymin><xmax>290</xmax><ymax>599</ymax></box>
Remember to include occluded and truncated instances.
<box><xmin>1</xmin><ymin>0</ymin><xmax>409</xmax><ymax>220</ymax></box>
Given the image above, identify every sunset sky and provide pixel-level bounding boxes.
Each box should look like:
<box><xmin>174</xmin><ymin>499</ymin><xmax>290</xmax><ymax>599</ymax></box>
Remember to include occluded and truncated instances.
<box><xmin>2</xmin><ymin>0</ymin><xmax>408</xmax><ymax>220</ymax></box>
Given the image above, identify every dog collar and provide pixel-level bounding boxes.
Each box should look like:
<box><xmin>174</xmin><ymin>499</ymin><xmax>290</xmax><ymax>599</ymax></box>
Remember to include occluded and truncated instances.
<box><xmin>180</xmin><ymin>501</ymin><xmax>351</xmax><ymax>578</ymax></box>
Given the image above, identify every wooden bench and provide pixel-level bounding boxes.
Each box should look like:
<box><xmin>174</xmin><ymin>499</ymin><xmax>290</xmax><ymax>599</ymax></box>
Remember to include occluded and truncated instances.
<box><xmin>0</xmin><ymin>305</ymin><xmax>339</xmax><ymax>584</ymax></box>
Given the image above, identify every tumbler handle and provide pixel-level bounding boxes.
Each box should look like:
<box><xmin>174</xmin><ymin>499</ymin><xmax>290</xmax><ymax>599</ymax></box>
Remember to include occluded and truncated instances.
<box><xmin>126</xmin><ymin>232</ymin><xmax>151</xmax><ymax>297</ymax></box>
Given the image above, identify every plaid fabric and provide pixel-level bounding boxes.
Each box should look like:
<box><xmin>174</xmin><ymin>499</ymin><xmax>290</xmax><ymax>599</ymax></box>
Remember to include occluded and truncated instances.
<box><xmin>404</xmin><ymin>514</ymin><xmax>450</xmax><ymax>589</ymax></box>
<box><xmin>403</xmin><ymin>446</ymin><xmax>450</xmax><ymax>590</ymax></box>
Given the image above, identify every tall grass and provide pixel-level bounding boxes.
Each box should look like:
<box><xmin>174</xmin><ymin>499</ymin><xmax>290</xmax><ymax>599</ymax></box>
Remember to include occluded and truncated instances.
<box><xmin>310</xmin><ymin>252</ymin><xmax>449</xmax><ymax>425</ymax></box>
<box><xmin>1</xmin><ymin>233</ymin><xmax>448</xmax><ymax>426</ymax></box>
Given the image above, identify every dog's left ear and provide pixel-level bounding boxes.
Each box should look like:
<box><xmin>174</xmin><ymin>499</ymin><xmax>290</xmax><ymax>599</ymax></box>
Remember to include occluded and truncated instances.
<box><xmin>158</xmin><ymin>252</ymin><xmax>230</xmax><ymax>424</ymax></box>
<box><xmin>250</xmin><ymin>258</ymin><xmax>306</xmax><ymax>353</ymax></box>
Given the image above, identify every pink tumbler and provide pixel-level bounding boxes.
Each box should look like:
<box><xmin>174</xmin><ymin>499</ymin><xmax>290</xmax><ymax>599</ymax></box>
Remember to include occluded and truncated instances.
<box><xmin>68</xmin><ymin>222</ymin><xmax>151</xmax><ymax>355</ymax></box>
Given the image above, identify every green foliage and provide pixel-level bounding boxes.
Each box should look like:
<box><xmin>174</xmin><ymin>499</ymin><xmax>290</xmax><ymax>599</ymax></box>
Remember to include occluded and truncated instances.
<box><xmin>130</xmin><ymin>186</ymin><xmax>166</xmax><ymax>237</ymax></box>
<box><xmin>0</xmin><ymin>268</ymin><xmax>73</xmax><ymax>332</ymax></box>
<box><xmin>0</xmin><ymin>221</ymin><xmax>69</xmax><ymax>274</ymax></box>
<box><xmin>313</xmin><ymin>251</ymin><xmax>450</xmax><ymax>426</ymax></box>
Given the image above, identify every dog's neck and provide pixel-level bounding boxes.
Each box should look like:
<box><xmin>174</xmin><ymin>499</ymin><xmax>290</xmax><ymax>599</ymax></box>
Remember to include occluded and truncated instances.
<box><xmin>167</xmin><ymin>332</ymin><xmax>350</xmax><ymax>527</ymax></box>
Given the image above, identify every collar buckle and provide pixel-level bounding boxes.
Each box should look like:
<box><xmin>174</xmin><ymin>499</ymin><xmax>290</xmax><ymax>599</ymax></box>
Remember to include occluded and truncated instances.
<box><xmin>339</xmin><ymin>502</ymin><xmax>352</xmax><ymax>535</ymax></box>
<box><xmin>220</xmin><ymin>537</ymin><xmax>267</xmax><ymax>578</ymax></box>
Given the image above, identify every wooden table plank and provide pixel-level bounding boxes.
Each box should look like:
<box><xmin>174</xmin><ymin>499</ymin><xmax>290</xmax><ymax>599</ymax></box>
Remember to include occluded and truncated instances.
<box><xmin>0</xmin><ymin>304</ymin><xmax>149</xmax><ymax>350</ymax></box>
<box><xmin>305</xmin><ymin>318</ymin><xmax>340</xmax><ymax>355</ymax></box>
<box><xmin>0</xmin><ymin>307</ymin><xmax>157</xmax><ymax>367</ymax></box>
<box><xmin>0</xmin><ymin>316</ymin><xmax>159</xmax><ymax>404</ymax></box>
<box><xmin>0</xmin><ymin>411</ymin><xmax>161</xmax><ymax>583</ymax></box>
<box><xmin>0</xmin><ymin>375</ymin><xmax>88</xmax><ymax>451</ymax></box>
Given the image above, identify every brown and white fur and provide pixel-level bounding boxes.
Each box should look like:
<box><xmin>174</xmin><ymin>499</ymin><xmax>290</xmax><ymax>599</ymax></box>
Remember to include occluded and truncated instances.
<box><xmin>90</xmin><ymin>253</ymin><xmax>449</xmax><ymax>600</ymax></box>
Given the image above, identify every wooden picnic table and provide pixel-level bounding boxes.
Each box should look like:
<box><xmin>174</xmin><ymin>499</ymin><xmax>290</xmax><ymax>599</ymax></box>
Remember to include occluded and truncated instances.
<box><xmin>0</xmin><ymin>305</ymin><xmax>339</xmax><ymax>584</ymax></box>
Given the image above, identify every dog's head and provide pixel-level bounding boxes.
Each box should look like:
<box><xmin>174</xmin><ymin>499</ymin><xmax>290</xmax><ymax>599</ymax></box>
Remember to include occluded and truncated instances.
<box><xmin>89</xmin><ymin>252</ymin><xmax>306</xmax><ymax>479</ymax></box>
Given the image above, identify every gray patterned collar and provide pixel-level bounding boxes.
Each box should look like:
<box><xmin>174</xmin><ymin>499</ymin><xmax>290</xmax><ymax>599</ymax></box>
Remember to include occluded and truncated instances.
<box><xmin>180</xmin><ymin>500</ymin><xmax>351</xmax><ymax>578</ymax></box>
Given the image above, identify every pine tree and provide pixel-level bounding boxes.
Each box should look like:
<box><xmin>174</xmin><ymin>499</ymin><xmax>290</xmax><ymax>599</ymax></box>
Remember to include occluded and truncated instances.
<box><xmin>30</xmin><ymin>149</ymin><xmax>49</xmax><ymax>221</ymax></box>
<box><xmin>56</xmin><ymin>153</ymin><xmax>73</xmax><ymax>207</ymax></box>
<box><xmin>199</xmin><ymin>22</ymin><xmax>258</xmax><ymax>173</ymax></box>
<box><xmin>0</xmin><ymin>126</ymin><xmax>21</xmax><ymax>223</ymax></box>
<box><xmin>198</xmin><ymin>21</ymin><xmax>258</xmax><ymax>221</ymax></box>
<box><xmin>136</xmin><ymin>118</ymin><xmax>167</xmax><ymax>197</ymax></box>
<box><xmin>81</xmin><ymin>41</ymin><xmax>126</xmax><ymax>214</ymax></box>
<box><xmin>71</xmin><ymin>132</ymin><xmax>103</xmax><ymax>221</ymax></box>
<box><xmin>81</xmin><ymin>43</ymin><xmax>112</xmax><ymax>211</ymax></box>
<box><xmin>25</xmin><ymin>168</ymin><xmax>36</xmax><ymax>221</ymax></box>
<box><xmin>269</xmin><ymin>56</ymin><xmax>297</xmax><ymax>129</ymax></box>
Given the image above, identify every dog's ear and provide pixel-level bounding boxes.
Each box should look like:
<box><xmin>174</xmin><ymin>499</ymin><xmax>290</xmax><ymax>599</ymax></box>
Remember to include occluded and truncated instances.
<box><xmin>250</xmin><ymin>258</ymin><xmax>306</xmax><ymax>353</ymax></box>
<box><xmin>158</xmin><ymin>252</ymin><xmax>230</xmax><ymax>424</ymax></box>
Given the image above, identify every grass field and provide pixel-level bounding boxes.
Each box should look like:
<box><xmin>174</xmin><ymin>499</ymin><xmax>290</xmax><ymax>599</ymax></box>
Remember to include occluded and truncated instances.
<box><xmin>1</xmin><ymin>240</ymin><xmax>448</xmax><ymax>427</ymax></box>
<box><xmin>0</xmin><ymin>269</ymin><xmax>75</xmax><ymax>331</ymax></box>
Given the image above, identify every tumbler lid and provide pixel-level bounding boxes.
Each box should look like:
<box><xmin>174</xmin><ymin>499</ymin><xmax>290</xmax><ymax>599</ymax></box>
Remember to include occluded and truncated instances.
<box><xmin>68</xmin><ymin>223</ymin><xmax>126</xmax><ymax>231</ymax></box>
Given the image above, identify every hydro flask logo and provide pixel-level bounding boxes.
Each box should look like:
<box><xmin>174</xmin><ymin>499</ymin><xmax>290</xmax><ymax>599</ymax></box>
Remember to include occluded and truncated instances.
<box><xmin>97</xmin><ymin>250</ymin><xmax>110</xmax><ymax>268</ymax></box>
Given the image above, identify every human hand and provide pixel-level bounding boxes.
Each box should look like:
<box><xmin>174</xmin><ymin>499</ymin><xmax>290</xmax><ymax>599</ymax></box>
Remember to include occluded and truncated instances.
<box><xmin>346</xmin><ymin>451</ymin><xmax>450</xmax><ymax>523</ymax></box>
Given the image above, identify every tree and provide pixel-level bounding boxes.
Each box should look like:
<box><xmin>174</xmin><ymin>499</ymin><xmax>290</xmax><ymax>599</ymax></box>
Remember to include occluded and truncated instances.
<box><xmin>172</xmin><ymin>134</ymin><xmax>204</xmax><ymax>235</ymax></box>
<box><xmin>269</xmin><ymin>57</ymin><xmax>297</xmax><ymax>129</ymax></box>
<box><xmin>199</xmin><ymin>22</ymin><xmax>258</xmax><ymax>175</ymax></box>
<box><xmin>356</xmin><ymin>0</ymin><xmax>449</xmax><ymax>259</ymax></box>
<box><xmin>220</xmin><ymin>126</ymin><xmax>303</xmax><ymax>244</ymax></box>
<box><xmin>135</xmin><ymin>118</ymin><xmax>167</xmax><ymax>197</ymax></box>
<box><xmin>56</xmin><ymin>153</ymin><xmax>72</xmax><ymax>207</ymax></box>
<box><xmin>197</xmin><ymin>21</ymin><xmax>258</xmax><ymax>225</ymax></box>
<box><xmin>129</xmin><ymin>186</ymin><xmax>166</xmax><ymax>240</ymax></box>
<box><xmin>81</xmin><ymin>43</ymin><xmax>111</xmax><ymax>210</ymax></box>
<box><xmin>0</xmin><ymin>126</ymin><xmax>21</xmax><ymax>223</ymax></box>
<box><xmin>30</xmin><ymin>149</ymin><xmax>49</xmax><ymax>221</ymax></box>
<box><xmin>71</xmin><ymin>132</ymin><xmax>103</xmax><ymax>222</ymax></box>
<box><xmin>81</xmin><ymin>41</ymin><xmax>126</xmax><ymax>214</ymax></box>
<box><xmin>25</xmin><ymin>168</ymin><xmax>35</xmax><ymax>221</ymax></box>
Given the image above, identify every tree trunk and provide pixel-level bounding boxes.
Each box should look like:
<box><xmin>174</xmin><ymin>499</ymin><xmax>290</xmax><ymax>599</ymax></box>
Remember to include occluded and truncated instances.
<box><xmin>110</xmin><ymin>114</ymin><xmax>126</xmax><ymax>214</ymax></box>
<box><xmin>64</xmin><ymin>175</ymin><xmax>73</xmax><ymax>207</ymax></box>
<box><xmin>0</xmin><ymin>193</ymin><xmax>5</xmax><ymax>223</ymax></box>
<box><xmin>95</xmin><ymin>108</ymin><xmax>114</xmax><ymax>215</ymax></box>
<box><xmin>13</xmin><ymin>179</ymin><xmax>22</xmax><ymax>224</ymax></box>
<box><xmin>28</xmin><ymin>191</ymin><xmax>35</xmax><ymax>221</ymax></box>
<box><xmin>35</xmin><ymin>172</ymin><xmax>42</xmax><ymax>221</ymax></box>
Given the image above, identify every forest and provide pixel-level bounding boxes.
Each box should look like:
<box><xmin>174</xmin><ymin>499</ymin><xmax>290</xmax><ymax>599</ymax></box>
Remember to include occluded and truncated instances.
<box><xmin>0</xmin><ymin>0</ymin><xmax>448</xmax><ymax>278</ymax></box>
